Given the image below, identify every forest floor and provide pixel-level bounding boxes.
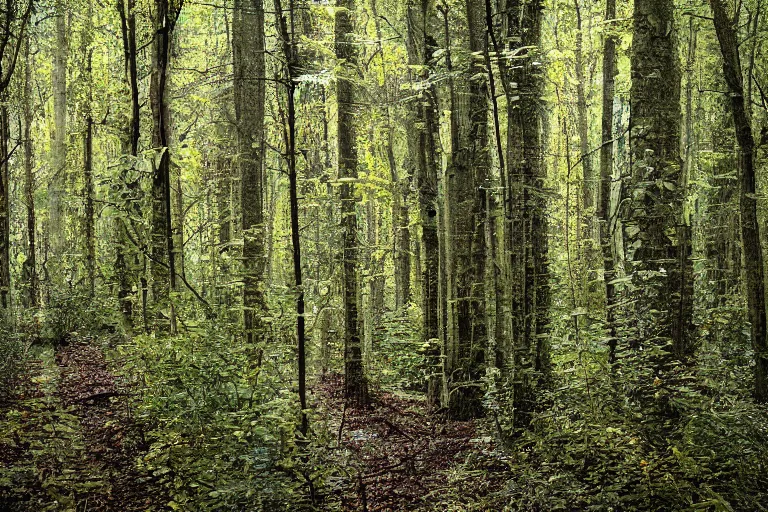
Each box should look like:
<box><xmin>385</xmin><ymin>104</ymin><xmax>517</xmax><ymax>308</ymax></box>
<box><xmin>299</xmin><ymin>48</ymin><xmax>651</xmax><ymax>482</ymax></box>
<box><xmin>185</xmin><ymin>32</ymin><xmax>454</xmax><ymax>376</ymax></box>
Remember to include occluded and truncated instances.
<box><xmin>0</xmin><ymin>336</ymin><xmax>166</xmax><ymax>511</ymax></box>
<box><xmin>2</xmin><ymin>339</ymin><xmax>511</xmax><ymax>511</ymax></box>
<box><xmin>315</xmin><ymin>374</ymin><xmax>512</xmax><ymax>511</ymax></box>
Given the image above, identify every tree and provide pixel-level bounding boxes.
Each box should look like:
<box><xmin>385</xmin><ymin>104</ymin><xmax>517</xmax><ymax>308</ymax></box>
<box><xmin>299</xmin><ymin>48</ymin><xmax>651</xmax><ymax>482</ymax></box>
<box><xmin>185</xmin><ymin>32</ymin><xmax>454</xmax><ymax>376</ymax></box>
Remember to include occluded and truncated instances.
<box><xmin>438</xmin><ymin>0</ymin><xmax>490</xmax><ymax>420</ymax></box>
<box><xmin>150</xmin><ymin>0</ymin><xmax>182</xmax><ymax>332</ymax></box>
<box><xmin>234</xmin><ymin>0</ymin><xmax>267</xmax><ymax>349</ymax></box>
<box><xmin>598</xmin><ymin>0</ymin><xmax>618</xmax><ymax>359</ymax></box>
<box><xmin>405</xmin><ymin>0</ymin><xmax>441</xmax><ymax>407</ymax></box>
<box><xmin>82</xmin><ymin>0</ymin><xmax>95</xmax><ymax>298</ymax></box>
<box><xmin>336</xmin><ymin>0</ymin><xmax>368</xmax><ymax>406</ymax></box>
<box><xmin>273</xmin><ymin>0</ymin><xmax>308</xmax><ymax>434</ymax></box>
<box><xmin>709</xmin><ymin>0</ymin><xmax>768</xmax><ymax>401</ymax></box>
<box><xmin>22</xmin><ymin>30</ymin><xmax>37</xmax><ymax>307</ymax></box>
<box><xmin>49</xmin><ymin>0</ymin><xmax>69</xmax><ymax>263</ymax></box>
<box><xmin>498</xmin><ymin>0</ymin><xmax>550</xmax><ymax>431</ymax></box>
<box><xmin>624</xmin><ymin>0</ymin><xmax>694</xmax><ymax>359</ymax></box>
<box><xmin>116</xmin><ymin>0</ymin><xmax>142</xmax><ymax>325</ymax></box>
<box><xmin>0</xmin><ymin>0</ymin><xmax>32</xmax><ymax>310</ymax></box>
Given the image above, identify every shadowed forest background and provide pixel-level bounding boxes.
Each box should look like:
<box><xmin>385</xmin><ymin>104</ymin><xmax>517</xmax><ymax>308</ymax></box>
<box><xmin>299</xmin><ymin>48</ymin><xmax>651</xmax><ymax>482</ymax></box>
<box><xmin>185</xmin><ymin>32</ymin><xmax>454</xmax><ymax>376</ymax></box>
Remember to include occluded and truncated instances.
<box><xmin>1</xmin><ymin>0</ymin><xmax>768</xmax><ymax>510</ymax></box>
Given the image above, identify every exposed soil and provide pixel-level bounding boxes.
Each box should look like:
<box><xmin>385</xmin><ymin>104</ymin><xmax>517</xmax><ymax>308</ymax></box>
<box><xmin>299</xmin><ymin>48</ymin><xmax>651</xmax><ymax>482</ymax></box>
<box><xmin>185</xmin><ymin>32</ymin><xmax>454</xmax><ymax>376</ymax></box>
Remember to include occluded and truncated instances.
<box><xmin>315</xmin><ymin>374</ymin><xmax>511</xmax><ymax>511</ymax></box>
<box><xmin>0</xmin><ymin>337</ymin><xmax>167</xmax><ymax>511</ymax></box>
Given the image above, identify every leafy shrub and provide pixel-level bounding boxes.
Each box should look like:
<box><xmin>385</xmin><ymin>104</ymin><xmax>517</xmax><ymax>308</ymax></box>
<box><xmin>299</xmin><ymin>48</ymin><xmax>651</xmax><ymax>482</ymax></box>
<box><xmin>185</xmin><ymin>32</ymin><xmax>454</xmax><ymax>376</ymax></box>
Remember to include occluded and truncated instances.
<box><xmin>40</xmin><ymin>290</ymin><xmax>117</xmax><ymax>343</ymax></box>
<box><xmin>495</xmin><ymin>359</ymin><xmax>768</xmax><ymax>511</ymax></box>
<box><xmin>120</xmin><ymin>322</ymin><xmax>317</xmax><ymax>511</ymax></box>
<box><xmin>0</xmin><ymin>319</ymin><xmax>24</xmax><ymax>396</ymax></box>
<box><xmin>369</xmin><ymin>304</ymin><xmax>425</xmax><ymax>391</ymax></box>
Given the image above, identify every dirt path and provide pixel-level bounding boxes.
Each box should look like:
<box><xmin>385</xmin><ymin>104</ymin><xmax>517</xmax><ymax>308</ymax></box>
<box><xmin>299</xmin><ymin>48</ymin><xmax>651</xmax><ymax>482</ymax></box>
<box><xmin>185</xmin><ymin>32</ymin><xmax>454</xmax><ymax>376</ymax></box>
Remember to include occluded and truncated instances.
<box><xmin>315</xmin><ymin>375</ymin><xmax>511</xmax><ymax>511</ymax></box>
<box><xmin>0</xmin><ymin>337</ymin><xmax>167</xmax><ymax>511</ymax></box>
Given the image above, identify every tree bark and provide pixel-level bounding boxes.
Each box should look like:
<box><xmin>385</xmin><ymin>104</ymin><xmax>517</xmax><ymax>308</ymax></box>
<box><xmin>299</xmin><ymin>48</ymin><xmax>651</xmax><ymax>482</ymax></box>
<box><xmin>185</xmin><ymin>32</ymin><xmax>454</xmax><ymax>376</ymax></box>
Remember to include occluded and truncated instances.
<box><xmin>0</xmin><ymin>105</ymin><xmax>8</xmax><ymax>310</ymax></box>
<box><xmin>234</xmin><ymin>0</ymin><xmax>267</xmax><ymax>348</ymax></box>
<box><xmin>336</xmin><ymin>0</ymin><xmax>369</xmax><ymax>407</ymax></box>
<box><xmin>116</xmin><ymin>0</ymin><xmax>141</xmax><ymax>324</ymax></box>
<box><xmin>0</xmin><ymin>0</ymin><xmax>32</xmax><ymax>310</ymax></box>
<box><xmin>625</xmin><ymin>0</ymin><xmax>694</xmax><ymax>359</ymax></box>
<box><xmin>499</xmin><ymin>0</ymin><xmax>549</xmax><ymax>432</ymax></box>
<box><xmin>150</xmin><ymin>0</ymin><xmax>179</xmax><ymax>332</ymax></box>
<box><xmin>598</xmin><ymin>0</ymin><xmax>618</xmax><ymax>360</ymax></box>
<box><xmin>441</xmin><ymin>0</ymin><xmax>489</xmax><ymax>420</ymax></box>
<box><xmin>22</xmin><ymin>34</ymin><xmax>37</xmax><ymax>307</ymax></box>
<box><xmin>574</xmin><ymin>0</ymin><xmax>598</xmax><ymax>291</ymax></box>
<box><xmin>49</xmin><ymin>0</ymin><xmax>69</xmax><ymax>261</ymax></box>
<box><xmin>274</xmin><ymin>0</ymin><xmax>308</xmax><ymax>435</ymax></box>
<box><xmin>405</xmin><ymin>0</ymin><xmax>441</xmax><ymax>407</ymax></box>
<box><xmin>83</xmin><ymin>0</ymin><xmax>95</xmax><ymax>298</ymax></box>
<box><xmin>709</xmin><ymin>0</ymin><xmax>768</xmax><ymax>401</ymax></box>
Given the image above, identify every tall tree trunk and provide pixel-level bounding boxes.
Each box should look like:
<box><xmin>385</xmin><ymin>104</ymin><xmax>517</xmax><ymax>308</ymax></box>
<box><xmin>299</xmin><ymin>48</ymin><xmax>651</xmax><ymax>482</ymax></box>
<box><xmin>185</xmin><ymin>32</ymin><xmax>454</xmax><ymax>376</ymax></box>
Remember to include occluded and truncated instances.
<box><xmin>83</xmin><ymin>0</ymin><xmax>95</xmax><ymax>298</ymax></box>
<box><xmin>598</xmin><ymin>0</ymin><xmax>618</xmax><ymax>360</ymax></box>
<box><xmin>709</xmin><ymin>0</ymin><xmax>768</xmax><ymax>402</ymax></box>
<box><xmin>371</xmin><ymin>0</ymin><xmax>409</xmax><ymax>311</ymax></box>
<box><xmin>574</xmin><ymin>0</ymin><xmax>597</xmax><ymax>291</ymax></box>
<box><xmin>49</xmin><ymin>0</ymin><xmax>69</xmax><ymax>262</ymax></box>
<box><xmin>442</xmin><ymin>0</ymin><xmax>489</xmax><ymax>420</ymax></box>
<box><xmin>0</xmin><ymin>0</ymin><xmax>31</xmax><ymax>310</ymax></box>
<box><xmin>499</xmin><ymin>0</ymin><xmax>549</xmax><ymax>432</ymax></box>
<box><xmin>626</xmin><ymin>0</ymin><xmax>693</xmax><ymax>359</ymax></box>
<box><xmin>23</xmin><ymin>35</ymin><xmax>37</xmax><ymax>307</ymax></box>
<box><xmin>116</xmin><ymin>0</ymin><xmax>141</xmax><ymax>324</ymax></box>
<box><xmin>150</xmin><ymin>0</ymin><xmax>178</xmax><ymax>332</ymax></box>
<box><xmin>274</xmin><ymin>0</ymin><xmax>308</xmax><ymax>435</ymax></box>
<box><xmin>0</xmin><ymin>104</ymin><xmax>8</xmax><ymax>310</ymax></box>
<box><xmin>405</xmin><ymin>0</ymin><xmax>441</xmax><ymax>407</ymax></box>
<box><xmin>234</xmin><ymin>0</ymin><xmax>268</xmax><ymax>347</ymax></box>
<box><xmin>336</xmin><ymin>0</ymin><xmax>369</xmax><ymax>407</ymax></box>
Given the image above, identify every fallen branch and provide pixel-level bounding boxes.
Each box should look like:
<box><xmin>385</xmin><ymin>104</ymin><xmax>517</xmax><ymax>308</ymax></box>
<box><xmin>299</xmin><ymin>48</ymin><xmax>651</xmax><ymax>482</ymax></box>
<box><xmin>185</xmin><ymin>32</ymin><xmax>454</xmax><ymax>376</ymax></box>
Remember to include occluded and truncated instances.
<box><xmin>75</xmin><ymin>391</ymin><xmax>133</xmax><ymax>403</ymax></box>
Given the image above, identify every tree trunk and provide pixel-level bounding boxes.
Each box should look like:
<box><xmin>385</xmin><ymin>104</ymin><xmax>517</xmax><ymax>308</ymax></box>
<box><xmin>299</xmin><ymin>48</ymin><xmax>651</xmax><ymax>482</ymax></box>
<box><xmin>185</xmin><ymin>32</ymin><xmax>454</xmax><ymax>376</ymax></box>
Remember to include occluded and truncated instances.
<box><xmin>498</xmin><ymin>0</ymin><xmax>549</xmax><ymax>432</ymax></box>
<box><xmin>598</xmin><ymin>0</ymin><xmax>618</xmax><ymax>359</ymax></box>
<box><xmin>709</xmin><ymin>0</ymin><xmax>768</xmax><ymax>402</ymax></box>
<box><xmin>336</xmin><ymin>0</ymin><xmax>369</xmax><ymax>407</ymax></box>
<box><xmin>0</xmin><ymin>105</ymin><xmax>8</xmax><ymax>310</ymax></box>
<box><xmin>83</xmin><ymin>1</ymin><xmax>95</xmax><ymax>298</ymax></box>
<box><xmin>274</xmin><ymin>0</ymin><xmax>308</xmax><ymax>435</ymax></box>
<box><xmin>234</xmin><ymin>0</ymin><xmax>267</xmax><ymax>347</ymax></box>
<box><xmin>150</xmin><ymin>0</ymin><xmax>178</xmax><ymax>332</ymax></box>
<box><xmin>405</xmin><ymin>0</ymin><xmax>441</xmax><ymax>407</ymax></box>
<box><xmin>23</xmin><ymin>35</ymin><xmax>37</xmax><ymax>307</ymax></box>
<box><xmin>574</xmin><ymin>0</ymin><xmax>598</xmax><ymax>292</ymax></box>
<box><xmin>371</xmin><ymin>0</ymin><xmax>410</xmax><ymax>312</ymax></box>
<box><xmin>116</xmin><ymin>0</ymin><xmax>141</xmax><ymax>324</ymax></box>
<box><xmin>626</xmin><ymin>0</ymin><xmax>693</xmax><ymax>359</ymax></box>
<box><xmin>442</xmin><ymin>0</ymin><xmax>489</xmax><ymax>420</ymax></box>
<box><xmin>49</xmin><ymin>0</ymin><xmax>69</xmax><ymax>261</ymax></box>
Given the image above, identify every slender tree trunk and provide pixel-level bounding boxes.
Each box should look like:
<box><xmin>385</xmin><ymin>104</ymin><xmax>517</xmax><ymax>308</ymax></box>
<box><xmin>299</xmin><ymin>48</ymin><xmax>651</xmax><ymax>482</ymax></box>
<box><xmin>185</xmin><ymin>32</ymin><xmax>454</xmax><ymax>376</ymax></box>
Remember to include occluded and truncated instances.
<box><xmin>150</xmin><ymin>0</ymin><xmax>178</xmax><ymax>333</ymax></box>
<box><xmin>49</xmin><ymin>0</ymin><xmax>69</xmax><ymax>261</ymax></box>
<box><xmin>0</xmin><ymin>0</ymin><xmax>32</xmax><ymax>311</ymax></box>
<box><xmin>83</xmin><ymin>1</ymin><xmax>95</xmax><ymax>298</ymax></box>
<box><xmin>599</xmin><ymin>0</ymin><xmax>618</xmax><ymax>360</ymax></box>
<box><xmin>0</xmin><ymin>104</ymin><xmax>8</xmax><ymax>310</ymax></box>
<box><xmin>336</xmin><ymin>0</ymin><xmax>369</xmax><ymax>406</ymax></box>
<box><xmin>274</xmin><ymin>0</ymin><xmax>308</xmax><ymax>435</ymax></box>
<box><xmin>23</xmin><ymin>35</ymin><xmax>37</xmax><ymax>307</ymax></box>
<box><xmin>574</xmin><ymin>0</ymin><xmax>597</xmax><ymax>292</ymax></box>
<box><xmin>405</xmin><ymin>0</ymin><xmax>441</xmax><ymax>407</ymax></box>
<box><xmin>371</xmin><ymin>0</ymin><xmax>410</xmax><ymax>311</ymax></box>
<box><xmin>709</xmin><ymin>0</ymin><xmax>768</xmax><ymax>401</ymax></box>
<box><xmin>116</xmin><ymin>0</ymin><xmax>140</xmax><ymax>324</ymax></box>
